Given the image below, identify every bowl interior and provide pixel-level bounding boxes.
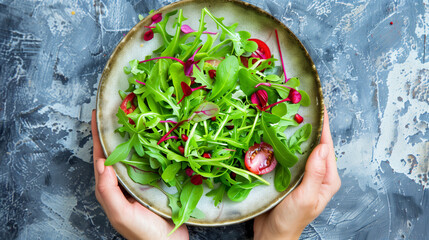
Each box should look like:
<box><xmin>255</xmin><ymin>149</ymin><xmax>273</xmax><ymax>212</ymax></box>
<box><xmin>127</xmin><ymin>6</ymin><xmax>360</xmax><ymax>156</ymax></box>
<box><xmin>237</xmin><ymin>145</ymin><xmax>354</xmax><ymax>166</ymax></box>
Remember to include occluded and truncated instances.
<box><xmin>96</xmin><ymin>0</ymin><xmax>323</xmax><ymax>226</ymax></box>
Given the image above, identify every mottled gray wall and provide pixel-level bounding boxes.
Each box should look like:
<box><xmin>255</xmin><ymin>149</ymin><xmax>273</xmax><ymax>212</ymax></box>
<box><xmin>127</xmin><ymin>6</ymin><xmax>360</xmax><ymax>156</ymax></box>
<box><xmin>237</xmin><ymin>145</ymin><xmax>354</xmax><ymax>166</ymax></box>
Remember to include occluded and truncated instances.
<box><xmin>0</xmin><ymin>0</ymin><xmax>427</xmax><ymax>239</ymax></box>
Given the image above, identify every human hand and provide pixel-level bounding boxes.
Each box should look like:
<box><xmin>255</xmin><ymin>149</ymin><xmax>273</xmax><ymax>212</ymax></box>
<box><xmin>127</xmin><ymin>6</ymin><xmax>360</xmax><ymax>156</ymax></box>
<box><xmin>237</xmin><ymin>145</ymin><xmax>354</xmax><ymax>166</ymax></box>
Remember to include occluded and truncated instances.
<box><xmin>254</xmin><ymin>106</ymin><xmax>341</xmax><ymax>240</ymax></box>
<box><xmin>91</xmin><ymin>110</ymin><xmax>189</xmax><ymax>240</ymax></box>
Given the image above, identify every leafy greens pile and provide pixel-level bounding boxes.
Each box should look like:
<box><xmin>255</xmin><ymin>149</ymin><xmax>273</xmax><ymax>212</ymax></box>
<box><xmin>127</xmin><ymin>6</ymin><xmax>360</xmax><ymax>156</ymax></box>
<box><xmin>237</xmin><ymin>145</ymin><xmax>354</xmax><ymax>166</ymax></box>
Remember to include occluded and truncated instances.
<box><xmin>104</xmin><ymin>8</ymin><xmax>312</xmax><ymax>233</ymax></box>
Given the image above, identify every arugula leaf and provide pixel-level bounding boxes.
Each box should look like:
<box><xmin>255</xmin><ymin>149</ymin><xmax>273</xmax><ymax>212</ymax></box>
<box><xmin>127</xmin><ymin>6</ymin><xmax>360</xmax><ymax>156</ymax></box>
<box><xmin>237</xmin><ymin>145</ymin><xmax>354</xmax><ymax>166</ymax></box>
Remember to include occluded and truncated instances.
<box><xmin>209</xmin><ymin>56</ymin><xmax>239</xmax><ymax>100</ymax></box>
<box><xmin>272</xmin><ymin>102</ymin><xmax>287</xmax><ymax>117</ymax></box>
<box><xmin>261</xmin><ymin>114</ymin><xmax>298</xmax><ymax>168</ymax></box>
<box><xmin>166</xmin><ymin>192</ymin><xmax>181</xmax><ymax>219</ymax></box>
<box><xmin>238</xmin><ymin>68</ymin><xmax>278</xmax><ymax>104</ymax></box>
<box><xmin>116</xmin><ymin>109</ymin><xmax>137</xmax><ymax>134</ymax></box>
<box><xmin>162</xmin><ymin>9</ymin><xmax>186</xmax><ymax>57</ymax></box>
<box><xmin>170</xmin><ymin>181</ymin><xmax>204</xmax><ymax>234</ymax></box>
<box><xmin>192</xmin><ymin>64</ymin><xmax>213</xmax><ymax>88</ymax></box>
<box><xmin>124</xmin><ymin>59</ymin><xmax>145</xmax><ymax>77</ymax></box>
<box><xmin>153</xmin><ymin>10</ymin><xmax>178</xmax><ymax>49</ymax></box>
<box><xmin>133</xmin><ymin>138</ymin><xmax>145</xmax><ymax>157</ymax></box>
<box><xmin>274</xmin><ymin>165</ymin><xmax>291</xmax><ymax>192</ymax></box>
<box><xmin>289</xmin><ymin>123</ymin><xmax>312</xmax><ymax>154</ymax></box>
<box><xmin>227</xmin><ymin>186</ymin><xmax>251</xmax><ymax>202</ymax></box>
<box><xmin>206</xmin><ymin>184</ymin><xmax>226</xmax><ymax>206</ymax></box>
<box><xmin>285</xmin><ymin>102</ymin><xmax>300</xmax><ymax>118</ymax></box>
<box><xmin>126</xmin><ymin>164</ymin><xmax>160</xmax><ymax>184</ymax></box>
<box><xmin>226</xmin><ymin>181</ymin><xmax>264</xmax><ymax>202</ymax></box>
<box><xmin>190</xmin><ymin>208</ymin><xmax>205</xmax><ymax>219</ymax></box>
<box><xmin>169</xmin><ymin>62</ymin><xmax>190</xmax><ymax>101</ymax></box>
<box><xmin>143</xmin><ymin>84</ymin><xmax>179</xmax><ymax>115</ymax></box>
<box><xmin>204</xmin><ymin>8</ymin><xmax>249</xmax><ymax>56</ymax></box>
<box><xmin>298</xmin><ymin>90</ymin><xmax>311</xmax><ymax>106</ymax></box>
<box><xmin>147</xmin><ymin>59</ymin><xmax>170</xmax><ymax>92</ymax></box>
<box><xmin>285</xmin><ymin>77</ymin><xmax>300</xmax><ymax>88</ymax></box>
<box><xmin>120</xmin><ymin>154</ymin><xmax>152</xmax><ymax>171</ymax></box>
<box><xmin>105</xmin><ymin>134</ymin><xmax>137</xmax><ymax>166</ymax></box>
<box><xmin>146</xmin><ymin>151</ymin><xmax>169</xmax><ymax>169</ymax></box>
<box><xmin>161</xmin><ymin>162</ymin><xmax>181</xmax><ymax>184</ymax></box>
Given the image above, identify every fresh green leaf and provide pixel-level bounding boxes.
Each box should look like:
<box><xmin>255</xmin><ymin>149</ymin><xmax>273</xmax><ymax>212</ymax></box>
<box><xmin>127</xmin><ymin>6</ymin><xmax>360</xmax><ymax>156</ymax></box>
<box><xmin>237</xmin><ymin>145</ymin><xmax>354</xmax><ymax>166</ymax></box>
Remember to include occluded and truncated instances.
<box><xmin>272</xmin><ymin>102</ymin><xmax>287</xmax><ymax>117</ymax></box>
<box><xmin>209</xmin><ymin>56</ymin><xmax>239</xmax><ymax>100</ymax></box>
<box><xmin>146</xmin><ymin>151</ymin><xmax>169</xmax><ymax>169</ymax></box>
<box><xmin>161</xmin><ymin>162</ymin><xmax>181</xmax><ymax>183</ymax></box>
<box><xmin>170</xmin><ymin>181</ymin><xmax>204</xmax><ymax>234</ymax></box>
<box><xmin>298</xmin><ymin>90</ymin><xmax>311</xmax><ymax>106</ymax></box>
<box><xmin>285</xmin><ymin>77</ymin><xmax>300</xmax><ymax>88</ymax></box>
<box><xmin>134</xmin><ymin>138</ymin><xmax>145</xmax><ymax>157</ymax></box>
<box><xmin>261</xmin><ymin>114</ymin><xmax>298</xmax><ymax>168</ymax></box>
<box><xmin>274</xmin><ymin>165</ymin><xmax>291</xmax><ymax>192</ymax></box>
<box><xmin>126</xmin><ymin>164</ymin><xmax>160</xmax><ymax>185</ymax></box>
<box><xmin>162</xmin><ymin>9</ymin><xmax>186</xmax><ymax>57</ymax></box>
<box><xmin>170</xmin><ymin>62</ymin><xmax>191</xmax><ymax>101</ymax></box>
<box><xmin>238</xmin><ymin>68</ymin><xmax>278</xmax><ymax>104</ymax></box>
<box><xmin>206</xmin><ymin>184</ymin><xmax>226</xmax><ymax>207</ymax></box>
<box><xmin>190</xmin><ymin>208</ymin><xmax>205</xmax><ymax>219</ymax></box>
<box><xmin>244</xmin><ymin>40</ymin><xmax>258</xmax><ymax>52</ymax></box>
<box><xmin>192</xmin><ymin>65</ymin><xmax>213</xmax><ymax>88</ymax></box>
<box><xmin>227</xmin><ymin>182</ymin><xmax>263</xmax><ymax>202</ymax></box>
<box><xmin>105</xmin><ymin>134</ymin><xmax>137</xmax><ymax>166</ymax></box>
<box><xmin>190</xmin><ymin>102</ymin><xmax>219</xmax><ymax>122</ymax></box>
<box><xmin>289</xmin><ymin>123</ymin><xmax>312</xmax><ymax>154</ymax></box>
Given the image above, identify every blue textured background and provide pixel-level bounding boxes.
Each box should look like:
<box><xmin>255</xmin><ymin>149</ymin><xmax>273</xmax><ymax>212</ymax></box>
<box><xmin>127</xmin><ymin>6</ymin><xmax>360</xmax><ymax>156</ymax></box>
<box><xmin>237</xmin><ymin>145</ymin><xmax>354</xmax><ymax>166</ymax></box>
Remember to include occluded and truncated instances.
<box><xmin>1</xmin><ymin>0</ymin><xmax>428</xmax><ymax>239</ymax></box>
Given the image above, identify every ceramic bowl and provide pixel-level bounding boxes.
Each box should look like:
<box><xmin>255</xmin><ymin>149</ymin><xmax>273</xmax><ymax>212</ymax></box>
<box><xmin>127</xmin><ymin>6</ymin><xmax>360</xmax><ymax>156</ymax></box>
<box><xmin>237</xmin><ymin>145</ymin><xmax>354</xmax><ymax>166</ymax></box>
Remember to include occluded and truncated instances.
<box><xmin>96</xmin><ymin>0</ymin><xmax>323</xmax><ymax>226</ymax></box>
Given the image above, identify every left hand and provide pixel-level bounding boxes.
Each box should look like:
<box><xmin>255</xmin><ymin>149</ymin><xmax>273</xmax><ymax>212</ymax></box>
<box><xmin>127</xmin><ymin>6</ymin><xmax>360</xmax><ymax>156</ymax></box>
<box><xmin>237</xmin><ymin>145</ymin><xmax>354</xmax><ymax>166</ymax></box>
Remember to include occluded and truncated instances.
<box><xmin>91</xmin><ymin>110</ymin><xmax>189</xmax><ymax>240</ymax></box>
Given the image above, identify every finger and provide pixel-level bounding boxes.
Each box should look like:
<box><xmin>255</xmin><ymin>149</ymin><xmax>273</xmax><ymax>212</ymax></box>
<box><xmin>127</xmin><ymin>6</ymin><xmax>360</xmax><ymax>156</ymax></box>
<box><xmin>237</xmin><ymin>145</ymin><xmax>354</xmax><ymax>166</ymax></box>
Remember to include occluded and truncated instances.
<box><xmin>91</xmin><ymin>110</ymin><xmax>105</xmax><ymax>160</ymax></box>
<box><xmin>299</xmin><ymin>144</ymin><xmax>329</xmax><ymax>196</ymax></box>
<box><xmin>320</xmin><ymin>105</ymin><xmax>333</xmax><ymax>148</ymax></box>
<box><xmin>96</xmin><ymin>158</ymin><xmax>130</xmax><ymax>217</ymax></box>
<box><xmin>322</xmin><ymin>149</ymin><xmax>341</xmax><ymax>192</ymax></box>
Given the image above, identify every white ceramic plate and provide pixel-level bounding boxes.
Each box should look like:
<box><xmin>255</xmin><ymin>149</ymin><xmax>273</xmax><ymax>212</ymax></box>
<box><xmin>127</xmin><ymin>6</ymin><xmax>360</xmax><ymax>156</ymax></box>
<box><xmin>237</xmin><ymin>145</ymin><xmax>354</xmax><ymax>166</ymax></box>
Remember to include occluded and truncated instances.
<box><xmin>96</xmin><ymin>0</ymin><xmax>323</xmax><ymax>226</ymax></box>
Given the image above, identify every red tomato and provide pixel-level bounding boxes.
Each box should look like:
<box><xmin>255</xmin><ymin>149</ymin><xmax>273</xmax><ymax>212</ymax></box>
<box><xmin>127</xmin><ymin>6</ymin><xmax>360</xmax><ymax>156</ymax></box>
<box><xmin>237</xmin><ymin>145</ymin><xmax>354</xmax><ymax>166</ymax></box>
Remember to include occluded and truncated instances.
<box><xmin>240</xmin><ymin>38</ymin><xmax>272</xmax><ymax>68</ymax></box>
<box><xmin>120</xmin><ymin>93</ymin><xmax>136</xmax><ymax>124</ymax></box>
<box><xmin>120</xmin><ymin>93</ymin><xmax>136</xmax><ymax>114</ymax></box>
<box><xmin>249</xmin><ymin>38</ymin><xmax>272</xmax><ymax>59</ymax></box>
<box><xmin>244</xmin><ymin>142</ymin><xmax>277</xmax><ymax>175</ymax></box>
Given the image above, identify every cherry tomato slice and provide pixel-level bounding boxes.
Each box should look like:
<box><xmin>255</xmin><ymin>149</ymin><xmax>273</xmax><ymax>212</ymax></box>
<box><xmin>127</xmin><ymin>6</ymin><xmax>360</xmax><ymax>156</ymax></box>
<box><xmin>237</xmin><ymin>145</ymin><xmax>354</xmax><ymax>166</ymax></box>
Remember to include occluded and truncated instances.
<box><xmin>120</xmin><ymin>93</ymin><xmax>136</xmax><ymax>124</ymax></box>
<box><xmin>244</xmin><ymin>142</ymin><xmax>277</xmax><ymax>175</ymax></box>
<box><xmin>249</xmin><ymin>38</ymin><xmax>271</xmax><ymax>59</ymax></box>
<box><xmin>120</xmin><ymin>93</ymin><xmax>136</xmax><ymax>114</ymax></box>
<box><xmin>240</xmin><ymin>38</ymin><xmax>272</xmax><ymax>68</ymax></box>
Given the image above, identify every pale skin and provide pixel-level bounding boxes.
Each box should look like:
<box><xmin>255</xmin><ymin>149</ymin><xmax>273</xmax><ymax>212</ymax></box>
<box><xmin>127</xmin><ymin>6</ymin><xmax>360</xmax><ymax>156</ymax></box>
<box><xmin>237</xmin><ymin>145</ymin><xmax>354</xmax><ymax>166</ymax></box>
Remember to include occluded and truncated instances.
<box><xmin>91</xmin><ymin>106</ymin><xmax>340</xmax><ymax>240</ymax></box>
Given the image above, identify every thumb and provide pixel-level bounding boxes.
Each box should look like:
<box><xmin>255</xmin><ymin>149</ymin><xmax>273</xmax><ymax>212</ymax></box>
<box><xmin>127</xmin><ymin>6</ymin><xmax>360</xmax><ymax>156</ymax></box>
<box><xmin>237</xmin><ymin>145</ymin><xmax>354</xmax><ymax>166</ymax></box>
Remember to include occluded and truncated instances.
<box><xmin>95</xmin><ymin>159</ymin><xmax>130</xmax><ymax>216</ymax></box>
<box><xmin>299</xmin><ymin>144</ymin><xmax>329</xmax><ymax>195</ymax></box>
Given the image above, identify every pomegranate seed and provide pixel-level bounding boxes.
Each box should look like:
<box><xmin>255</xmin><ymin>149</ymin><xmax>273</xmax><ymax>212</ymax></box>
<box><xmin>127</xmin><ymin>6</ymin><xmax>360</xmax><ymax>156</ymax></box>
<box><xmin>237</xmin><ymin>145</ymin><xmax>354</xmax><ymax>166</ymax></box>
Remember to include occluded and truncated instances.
<box><xmin>190</xmin><ymin>175</ymin><xmax>203</xmax><ymax>185</ymax></box>
<box><xmin>178</xmin><ymin>145</ymin><xmax>185</xmax><ymax>155</ymax></box>
<box><xmin>181</xmin><ymin>134</ymin><xmax>188</xmax><ymax>141</ymax></box>
<box><xmin>230</xmin><ymin>172</ymin><xmax>236</xmax><ymax>179</ymax></box>
<box><xmin>203</xmin><ymin>153</ymin><xmax>211</xmax><ymax>158</ymax></box>
<box><xmin>294</xmin><ymin>114</ymin><xmax>304</xmax><ymax>124</ymax></box>
<box><xmin>208</xmin><ymin>69</ymin><xmax>216</xmax><ymax>78</ymax></box>
<box><xmin>226</xmin><ymin>125</ymin><xmax>234</xmax><ymax>130</ymax></box>
<box><xmin>211</xmin><ymin>116</ymin><xmax>216</xmax><ymax>121</ymax></box>
<box><xmin>185</xmin><ymin>168</ymin><xmax>194</xmax><ymax>177</ymax></box>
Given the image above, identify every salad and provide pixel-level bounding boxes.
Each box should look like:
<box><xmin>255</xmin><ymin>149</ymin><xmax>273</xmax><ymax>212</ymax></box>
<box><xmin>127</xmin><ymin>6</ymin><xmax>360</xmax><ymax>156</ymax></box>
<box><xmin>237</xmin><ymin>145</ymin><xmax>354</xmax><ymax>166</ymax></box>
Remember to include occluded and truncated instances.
<box><xmin>104</xmin><ymin>8</ymin><xmax>312</xmax><ymax>233</ymax></box>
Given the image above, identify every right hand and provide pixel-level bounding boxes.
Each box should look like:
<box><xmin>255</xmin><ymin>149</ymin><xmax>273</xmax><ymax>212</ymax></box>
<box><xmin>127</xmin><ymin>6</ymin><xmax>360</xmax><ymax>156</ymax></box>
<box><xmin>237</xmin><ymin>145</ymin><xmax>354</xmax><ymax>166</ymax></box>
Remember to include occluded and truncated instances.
<box><xmin>254</xmin><ymin>106</ymin><xmax>341</xmax><ymax>239</ymax></box>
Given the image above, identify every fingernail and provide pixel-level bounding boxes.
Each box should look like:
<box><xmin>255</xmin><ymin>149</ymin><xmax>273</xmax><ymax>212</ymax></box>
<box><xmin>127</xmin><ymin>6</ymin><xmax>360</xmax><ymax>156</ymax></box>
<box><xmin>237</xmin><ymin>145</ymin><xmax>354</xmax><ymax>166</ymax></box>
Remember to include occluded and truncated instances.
<box><xmin>96</xmin><ymin>159</ymin><xmax>105</xmax><ymax>175</ymax></box>
<box><xmin>319</xmin><ymin>144</ymin><xmax>329</xmax><ymax>159</ymax></box>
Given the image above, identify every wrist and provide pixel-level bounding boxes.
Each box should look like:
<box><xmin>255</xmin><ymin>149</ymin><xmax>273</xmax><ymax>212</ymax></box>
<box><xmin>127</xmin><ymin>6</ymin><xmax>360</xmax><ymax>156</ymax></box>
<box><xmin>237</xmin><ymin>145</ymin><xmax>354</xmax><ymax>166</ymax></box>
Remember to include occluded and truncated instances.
<box><xmin>254</xmin><ymin>228</ymin><xmax>303</xmax><ymax>240</ymax></box>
